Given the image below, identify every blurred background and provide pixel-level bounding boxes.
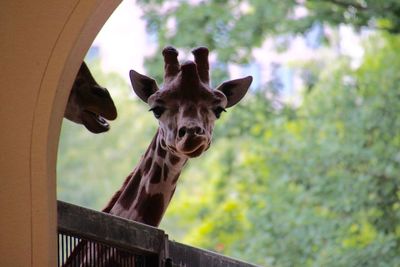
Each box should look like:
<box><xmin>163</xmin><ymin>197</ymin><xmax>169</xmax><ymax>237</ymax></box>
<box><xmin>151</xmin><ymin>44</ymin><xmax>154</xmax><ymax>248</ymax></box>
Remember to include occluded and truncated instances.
<box><xmin>57</xmin><ymin>0</ymin><xmax>400</xmax><ymax>266</ymax></box>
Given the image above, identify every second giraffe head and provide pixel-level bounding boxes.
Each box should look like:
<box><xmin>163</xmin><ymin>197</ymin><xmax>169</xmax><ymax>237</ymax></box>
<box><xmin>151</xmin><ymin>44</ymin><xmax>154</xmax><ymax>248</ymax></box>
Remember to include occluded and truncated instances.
<box><xmin>130</xmin><ymin>46</ymin><xmax>252</xmax><ymax>158</ymax></box>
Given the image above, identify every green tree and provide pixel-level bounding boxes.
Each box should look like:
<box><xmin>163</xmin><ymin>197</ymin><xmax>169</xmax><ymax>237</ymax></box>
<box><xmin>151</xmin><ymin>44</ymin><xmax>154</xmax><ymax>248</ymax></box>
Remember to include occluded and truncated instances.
<box><xmin>138</xmin><ymin>0</ymin><xmax>400</xmax><ymax>66</ymax></box>
<box><xmin>58</xmin><ymin>1</ymin><xmax>400</xmax><ymax>266</ymax></box>
<box><xmin>162</xmin><ymin>33</ymin><xmax>400</xmax><ymax>266</ymax></box>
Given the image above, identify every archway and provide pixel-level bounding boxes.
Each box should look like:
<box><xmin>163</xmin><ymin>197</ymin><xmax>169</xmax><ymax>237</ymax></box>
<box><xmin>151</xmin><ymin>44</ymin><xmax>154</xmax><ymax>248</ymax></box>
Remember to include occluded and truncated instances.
<box><xmin>0</xmin><ymin>1</ymin><xmax>121</xmax><ymax>265</ymax></box>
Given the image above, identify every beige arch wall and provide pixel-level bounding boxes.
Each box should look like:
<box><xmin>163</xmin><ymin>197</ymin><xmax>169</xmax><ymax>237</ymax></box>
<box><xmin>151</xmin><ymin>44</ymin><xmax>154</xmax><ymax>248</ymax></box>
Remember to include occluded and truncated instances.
<box><xmin>0</xmin><ymin>0</ymin><xmax>121</xmax><ymax>265</ymax></box>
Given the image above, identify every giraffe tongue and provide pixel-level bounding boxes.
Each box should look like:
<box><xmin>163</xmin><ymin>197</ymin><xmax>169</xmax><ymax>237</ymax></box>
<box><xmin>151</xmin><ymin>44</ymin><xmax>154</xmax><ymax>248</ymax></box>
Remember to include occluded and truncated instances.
<box><xmin>81</xmin><ymin>110</ymin><xmax>110</xmax><ymax>134</ymax></box>
<box><xmin>96</xmin><ymin>115</ymin><xmax>107</xmax><ymax>125</ymax></box>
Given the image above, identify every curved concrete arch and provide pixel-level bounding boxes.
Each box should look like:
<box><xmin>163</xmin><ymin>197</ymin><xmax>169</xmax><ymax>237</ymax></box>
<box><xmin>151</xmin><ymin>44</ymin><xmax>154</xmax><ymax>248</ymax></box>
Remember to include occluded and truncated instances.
<box><xmin>0</xmin><ymin>0</ymin><xmax>121</xmax><ymax>265</ymax></box>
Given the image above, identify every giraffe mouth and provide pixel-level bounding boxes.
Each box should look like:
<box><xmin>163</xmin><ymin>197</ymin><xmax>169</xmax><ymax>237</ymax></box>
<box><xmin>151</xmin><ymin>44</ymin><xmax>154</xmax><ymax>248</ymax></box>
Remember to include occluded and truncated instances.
<box><xmin>185</xmin><ymin>145</ymin><xmax>207</xmax><ymax>158</ymax></box>
<box><xmin>177</xmin><ymin>136</ymin><xmax>208</xmax><ymax>158</ymax></box>
<box><xmin>81</xmin><ymin>110</ymin><xmax>111</xmax><ymax>133</ymax></box>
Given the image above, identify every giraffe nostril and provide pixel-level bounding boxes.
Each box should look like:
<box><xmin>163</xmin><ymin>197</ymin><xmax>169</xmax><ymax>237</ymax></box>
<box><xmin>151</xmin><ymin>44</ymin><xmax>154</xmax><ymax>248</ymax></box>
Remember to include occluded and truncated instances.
<box><xmin>179</xmin><ymin>126</ymin><xmax>205</xmax><ymax>138</ymax></box>
<box><xmin>194</xmin><ymin>126</ymin><xmax>204</xmax><ymax>135</ymax></box>
<box><xmin>178</xmin><ymin>127</ymin><xmax>186</xmax><ymax>138</ymax></box>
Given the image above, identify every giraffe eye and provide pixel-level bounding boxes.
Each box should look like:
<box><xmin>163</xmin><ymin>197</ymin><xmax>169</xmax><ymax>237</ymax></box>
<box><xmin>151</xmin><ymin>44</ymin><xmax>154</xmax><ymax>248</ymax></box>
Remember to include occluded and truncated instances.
<box><xmin>213</xmin><ymin>107</ymin><xmax>226</xmax><ymax>119</ymax></box>
<box><xmin>149</xmin><ymin>106</ymin><xmax>165</xmax><ymax>119</ymax></box>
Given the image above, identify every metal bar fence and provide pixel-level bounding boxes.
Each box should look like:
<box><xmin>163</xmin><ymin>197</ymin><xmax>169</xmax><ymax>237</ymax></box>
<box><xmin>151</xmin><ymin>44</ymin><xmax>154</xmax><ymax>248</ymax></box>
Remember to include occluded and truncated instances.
<box><xmin>58</xmin><ymin>231</ymin><xmax>146</xmax><ymax>266</ymax></box>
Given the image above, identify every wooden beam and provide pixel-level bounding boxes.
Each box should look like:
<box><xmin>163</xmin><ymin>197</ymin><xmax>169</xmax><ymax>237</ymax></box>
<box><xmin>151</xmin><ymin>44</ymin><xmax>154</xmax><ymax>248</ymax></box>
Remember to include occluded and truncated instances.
<box><xmin>58</xmin><ymin>201</ymin><xmax>165</xmax><ymax>255</ymax></box>
<box><xmin>168</xmin><ymin>241</ymin><xmax>259</xmax><ymax>267</ymax></box>
<box><xmin>58</xmin><ymin>201</ymin><xmax>260</xmax><ymax>267</ymax></box>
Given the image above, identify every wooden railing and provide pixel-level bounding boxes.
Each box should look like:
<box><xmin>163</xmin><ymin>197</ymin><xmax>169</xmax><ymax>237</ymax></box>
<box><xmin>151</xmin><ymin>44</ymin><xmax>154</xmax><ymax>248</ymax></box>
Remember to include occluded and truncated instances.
<box><xmin>58</xmin><ymin>201</ymin><xmax>260</xmax><ymax>267</ymax></box>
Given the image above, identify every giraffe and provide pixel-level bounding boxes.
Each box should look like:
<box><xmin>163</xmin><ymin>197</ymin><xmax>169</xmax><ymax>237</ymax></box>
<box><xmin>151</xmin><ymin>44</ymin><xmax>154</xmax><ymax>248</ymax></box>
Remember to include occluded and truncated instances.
<box><xmin>102</xmin><ymin>46</ymin><xmax>252</xmax><ymax>226</ymax></box>
<box><xmin>64</xmin><ymin>61</ymin><xmax>118</xmax><ymax>133</ymax></box>
<box><xmin>65</xmin><ymin>46</ymin><xmax>252</xmax><ymax>266</ymax></box>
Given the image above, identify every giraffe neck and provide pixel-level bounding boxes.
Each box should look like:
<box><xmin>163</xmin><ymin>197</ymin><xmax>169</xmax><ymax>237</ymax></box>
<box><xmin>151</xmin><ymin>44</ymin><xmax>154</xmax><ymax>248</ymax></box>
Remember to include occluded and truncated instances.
<box><xmin>103</xmin><ymin>130</ymin><xmax>187</xmax><ymax>227</ymax></box>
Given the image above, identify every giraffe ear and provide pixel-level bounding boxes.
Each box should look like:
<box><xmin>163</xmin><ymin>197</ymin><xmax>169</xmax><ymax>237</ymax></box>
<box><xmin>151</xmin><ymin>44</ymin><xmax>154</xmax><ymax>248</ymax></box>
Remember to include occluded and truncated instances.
<box><xmin>216</xmin><ymin>76</ymin><xmax>253</xmax><ymax>108</ymax></box>
<box><xmin>129</xmin><ymin>69</ymin><xmax>159</xmax><ymax>102</ymax></box>
<box><xmin>79</xmin><ymin>61</ymin><xmax>97</xmax><ymax>84</ymax></box>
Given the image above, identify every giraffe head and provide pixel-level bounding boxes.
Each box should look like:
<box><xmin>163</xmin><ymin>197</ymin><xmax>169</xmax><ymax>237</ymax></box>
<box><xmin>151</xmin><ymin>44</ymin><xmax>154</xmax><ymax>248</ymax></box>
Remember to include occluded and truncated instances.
<box><xmin>65</xmin><ymin>62</ymin><xmax>118</xmax><ymax>133</ymax></box>
<box><xmin>130</xmin><ymin>47</ymin><xmax>252</xmax><ymax>158</ymax></box>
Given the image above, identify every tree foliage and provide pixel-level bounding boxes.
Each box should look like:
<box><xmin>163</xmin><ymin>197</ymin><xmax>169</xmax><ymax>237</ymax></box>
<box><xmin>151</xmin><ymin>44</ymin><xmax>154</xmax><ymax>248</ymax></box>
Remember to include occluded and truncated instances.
<box><xmin>58</xmin><ymin>1</ymin><xmax>400</xmax><ymax>266</ymax></box>
<box><xmin>160</xmin><ymin>34</ymin><xmax>400</xmax><ymax>266</ymax></box>
<box><xmin>137</xmin><ymin>0</ymin><xmax>400</xmax><ymax>65</ymax></box>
